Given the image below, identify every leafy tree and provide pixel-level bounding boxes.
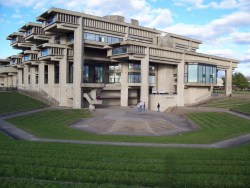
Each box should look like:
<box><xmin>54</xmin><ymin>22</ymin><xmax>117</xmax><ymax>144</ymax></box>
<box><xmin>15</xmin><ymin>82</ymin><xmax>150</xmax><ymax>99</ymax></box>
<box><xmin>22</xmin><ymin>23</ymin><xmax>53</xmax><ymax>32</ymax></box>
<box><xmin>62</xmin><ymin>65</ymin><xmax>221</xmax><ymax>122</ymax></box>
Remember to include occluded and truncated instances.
<box><xmin>232</xmin><ymin>72</ymin><xmax>249</xmax><ymax>90</ymax></box>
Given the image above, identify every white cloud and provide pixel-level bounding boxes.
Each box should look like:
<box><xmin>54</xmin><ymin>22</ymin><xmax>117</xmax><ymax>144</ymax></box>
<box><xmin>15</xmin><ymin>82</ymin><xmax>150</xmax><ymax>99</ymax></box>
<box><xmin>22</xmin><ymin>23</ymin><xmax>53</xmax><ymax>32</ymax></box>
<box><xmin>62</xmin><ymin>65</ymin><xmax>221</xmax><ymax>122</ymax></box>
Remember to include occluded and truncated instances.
<box><xmin>172</xmin><ymin>0</ymin><xmax>250</xmax><ymax>10</ymax></box>
<box><xmin>165</xmin><ymin>11</ymin><xmax>250</xmax><ymax>41</ymax></box>
<box><xmin>0</xmin><ymin>0</ymin><xmax>173</xmax><ymax>28</ymax></box>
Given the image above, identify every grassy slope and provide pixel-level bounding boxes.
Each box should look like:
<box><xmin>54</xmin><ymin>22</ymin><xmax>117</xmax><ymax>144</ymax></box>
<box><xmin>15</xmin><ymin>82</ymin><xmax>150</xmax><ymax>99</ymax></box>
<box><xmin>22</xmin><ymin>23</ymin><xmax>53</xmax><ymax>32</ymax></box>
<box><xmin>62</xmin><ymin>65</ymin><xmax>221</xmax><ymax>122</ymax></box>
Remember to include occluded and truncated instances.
<box><xmin>7</xmin><ymin>110</ymin><xmax>250</xmax><ymax>144</ymax></box>
<box><xmin>0</xmin><ymin>92</ymin><xmax>47</xmax><ymax>115</ymax></box>
<box><xmin>202</xmin><ymin>95</ymin><xmax>250</xmax><ymax>115</ymax></box>
<box><xmin>0</xmin><ymin>132</ymin><xmax>249</xmax><ymax>187</ymax></box>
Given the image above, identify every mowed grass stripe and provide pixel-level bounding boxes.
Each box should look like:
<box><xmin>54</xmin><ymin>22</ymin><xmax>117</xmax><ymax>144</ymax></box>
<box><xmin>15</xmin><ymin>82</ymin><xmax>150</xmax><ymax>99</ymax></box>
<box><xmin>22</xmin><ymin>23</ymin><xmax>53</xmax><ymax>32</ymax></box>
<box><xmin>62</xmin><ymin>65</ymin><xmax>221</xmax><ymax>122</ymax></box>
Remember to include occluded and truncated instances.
<box><xmin>6</xmin><ymin>110</ymin><xmax>250</xmax><ymax>144</ymax></box>
<box><xmin>0</xmin><ymin>92</ymin><xmax>46</xmax><ymax>115</ymax></box>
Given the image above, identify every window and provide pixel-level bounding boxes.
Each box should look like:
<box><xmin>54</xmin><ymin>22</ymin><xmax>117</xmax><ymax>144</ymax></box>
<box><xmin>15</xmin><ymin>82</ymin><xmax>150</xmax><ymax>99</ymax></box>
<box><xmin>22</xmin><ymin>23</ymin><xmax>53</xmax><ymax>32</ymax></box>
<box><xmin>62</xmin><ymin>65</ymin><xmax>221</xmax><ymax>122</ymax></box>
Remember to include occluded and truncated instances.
<box><xmin>11</xmin><ymin>37</ymin><xmax>17</xmax><ymax>44</ymax></box>
<box><xmin>36</xmin><ymin>75</ymin><xmax>39</xmax><ymax>84</ymax></box>
<box><xmin>55</xmin><ymin>36</ymin><xmax>60</xmax><ymax>44</ymax></box>
<box><xmin>44</xmin><ymin>65</ymin><xmax>48</xmax><ymax>84</ymax></box>
<box><xmin>109</xmin><ymin>73</ymin><xmax>121</xmax><ymax>83</ymax></box>
<box><xmin>83</xmin><ymin>65</ymin><xmax>89</xmax><ymax>83</ymax></box>
<box><xmin>148</xmin><ymin>73</ymin><xmax>155</xmax><ymax>84</ymax></box>
<box><xmin>67</xmin><ymin>34</ymin><xmax>74</xmax><ymax>43</ymax></box>
<box><xmin>67</xmin><ymin>62</ymin><xmax>73</xmax><ymax>83</ymax></box>
<box><xmin>24</xmin><ymin>55</ymin><xmax>30</xmax><ymax>61</ymax></box>
<box><xmin>149</xmin><ymin>64</ymin><xmax>156</xmax><ymax>71</ymax></box>
<box><xmin>109</xmin><ymin>64</ymin><xmax>121</xmax><ymax>71</ymax></box>
<box><xmin>94</xmin><ymin>66</ymin><xmax>104</xmax><ymax>83</ymax></box>
<box><xmin>112</xmin><ymin>46</ymin><xmax>127</xmax><ymax>55</ymax></box>
<box><xmin>185</xmin><ymin>63</ymin><xmax>217</xmax><ymax>84</ymax></box>
<box><xmin>128</xmin><ymin>72</ymin><xmax>141</xmax><ymax>83</ymax></box>
<box><xmin>46</xmin><ymin>16</ymin><xmax>55</xmax><ymax>26</ymax></box>
<box><xmin>26</xmin><ymin>28</ymin><xmax>32</xmax><ymax>36</ymax></box>
<box><xmin>41</xmin><ymin>49</ymin><xmax>49</xmax><ymax>56</ymax></box>
<box><xmin>28</xmin><ymin>75</ymin><xmax>31</xmax><ymax>84</ymax></box>
<box><xmin>54</xmin><ymin>64</ymin><xmax>59</xmax><ymax>84</ymax></box>
<box><xmin>128</xmin><ymin>62</ymin><xmax>141</xmax><ymax>70</ymax></box>
<box><xmin>84</xmin><ymin>32</ymin><xmax>122</xmax><ymax>44</ymax></box>
<box><xmin>11</xmin><ymin>59</ymin><xmax>17</xmax><ymax>65</ymax></box>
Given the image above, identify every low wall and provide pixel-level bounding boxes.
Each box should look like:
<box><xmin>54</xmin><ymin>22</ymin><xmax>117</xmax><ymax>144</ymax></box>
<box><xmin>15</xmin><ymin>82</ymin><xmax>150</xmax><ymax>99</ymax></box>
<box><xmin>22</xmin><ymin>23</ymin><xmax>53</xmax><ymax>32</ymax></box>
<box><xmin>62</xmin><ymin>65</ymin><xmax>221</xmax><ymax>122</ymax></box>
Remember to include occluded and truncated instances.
<box><xmin>149</xmin><ymin>94</ymin><xmax>178</xmax><ymax>112</ymax></box>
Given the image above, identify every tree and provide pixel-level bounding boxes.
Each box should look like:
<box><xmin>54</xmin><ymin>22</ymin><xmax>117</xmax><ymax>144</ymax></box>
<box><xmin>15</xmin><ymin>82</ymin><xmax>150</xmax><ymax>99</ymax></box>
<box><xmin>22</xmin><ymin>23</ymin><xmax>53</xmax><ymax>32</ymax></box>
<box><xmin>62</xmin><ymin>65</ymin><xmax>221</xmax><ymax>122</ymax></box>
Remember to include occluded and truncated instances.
<box><xmin>232</xmin><ymin>72</ymin><xmax>249</xmax><ymax>90</ymax></box>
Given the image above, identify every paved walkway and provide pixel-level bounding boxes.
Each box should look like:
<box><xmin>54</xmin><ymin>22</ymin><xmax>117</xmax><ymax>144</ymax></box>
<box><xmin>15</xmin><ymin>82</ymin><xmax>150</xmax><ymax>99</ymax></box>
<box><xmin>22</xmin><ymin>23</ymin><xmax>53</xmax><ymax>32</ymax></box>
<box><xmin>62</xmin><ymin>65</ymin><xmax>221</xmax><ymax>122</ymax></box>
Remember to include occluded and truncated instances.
<box><xmin>0</xmin><ymin>106</ymin><xmax>250</xmax><ymax>148</ymax></box>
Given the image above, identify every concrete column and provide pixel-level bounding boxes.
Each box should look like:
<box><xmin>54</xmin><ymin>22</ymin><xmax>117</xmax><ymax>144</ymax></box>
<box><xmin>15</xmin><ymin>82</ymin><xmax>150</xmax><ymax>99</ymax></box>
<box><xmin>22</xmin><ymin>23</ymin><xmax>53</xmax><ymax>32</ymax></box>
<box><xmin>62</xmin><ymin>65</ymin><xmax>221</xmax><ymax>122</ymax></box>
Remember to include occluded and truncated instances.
<box><xmin>120</xmin><ymin>62</ymin><xmax>128</xmax><ymax>106</ymax></box>
<box><xmin>23</xmin><ymin>65</ymin><xmax>29</xmax><ymax>89</ymax></box>
<box><xmin>73</xmin><ymin>17</ymin><xmax>83</xmax><ymax>109</ymax></box>
<box><xmin>140</xmin><ymin>47</ymin><xmax>149</xmax><ymax>108</ymax></box>
<box><xmin>17</xmin><ymin>69</ymin><xmax>23</xmax><ymax>88</ymax></box>
<box><xmin>7</xmin><ymin>76</ymin><xmax>12</xmax><ymax>87</ymax></box>
<box><xmin>48</xmin><ymin>63</ymin><xmax>55</xmax><ymax>97</ymax></box>
<box><xmin>59</xmin><ymin>54</ymin><xmax>67</xmax><ymax>106</ymax></box>
<box><xmin>225</xmin><ymin>63</ymin><xmax>232</xmax><ymax>96</ymax></box>
<box><xmin>177</xmin><ymin>54</ymin><xmax>185</xmax><ymax>106</ymax></box>
<box><xmin>30</xmin><ymin>66</ymin><xmax>36</xmax><ymax>90</ymax></box>
<box><xmin>12</xmin><ymin>75</ymin><xmax>17</xmax><ymax>87</ymax></box>
<box><xmin>4</xmin><ymin>76</ymin><xmax>8</xmax><ymax>87</ymax></box>
<box><xmin>38</xmin><ymin>62</ymin><xmax>45</xmax><ymax>90</ymax></box>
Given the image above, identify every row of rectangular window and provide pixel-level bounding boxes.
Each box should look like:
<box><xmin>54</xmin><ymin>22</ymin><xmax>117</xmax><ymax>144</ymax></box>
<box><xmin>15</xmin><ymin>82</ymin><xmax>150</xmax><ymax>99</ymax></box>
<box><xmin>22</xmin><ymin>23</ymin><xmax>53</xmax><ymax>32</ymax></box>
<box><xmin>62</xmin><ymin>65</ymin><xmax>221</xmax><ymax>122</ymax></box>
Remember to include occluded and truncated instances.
<box><xmin>84</xmin><ymin>32</ymin><xmax>123</xmax><ymax>44</ymax></box>
<box><xmin>184</xmin><ymin>63</ymin><xmax>217</xmax><ymax>84</ymax></box>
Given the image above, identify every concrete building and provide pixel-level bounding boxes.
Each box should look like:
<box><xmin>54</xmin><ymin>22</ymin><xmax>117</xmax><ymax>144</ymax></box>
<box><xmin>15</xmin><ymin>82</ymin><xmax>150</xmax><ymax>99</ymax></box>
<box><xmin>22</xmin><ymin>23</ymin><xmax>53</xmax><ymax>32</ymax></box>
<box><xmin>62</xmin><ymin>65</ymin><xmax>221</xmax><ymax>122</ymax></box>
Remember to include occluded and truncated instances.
<box><xmin>1</xmin><ymin>8</ymin><xmax>238</xmax><ymax>111</ymax></box>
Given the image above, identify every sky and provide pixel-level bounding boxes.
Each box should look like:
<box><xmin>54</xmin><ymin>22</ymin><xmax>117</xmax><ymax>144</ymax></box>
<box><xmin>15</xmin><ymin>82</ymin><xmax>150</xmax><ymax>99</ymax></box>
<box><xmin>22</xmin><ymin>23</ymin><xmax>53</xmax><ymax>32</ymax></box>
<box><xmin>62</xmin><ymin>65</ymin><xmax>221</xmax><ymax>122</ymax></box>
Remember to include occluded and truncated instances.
<box><xmin>0</xmin><ymin>0</ymin><xmax>250</xmax><ymax>76</ymax></box>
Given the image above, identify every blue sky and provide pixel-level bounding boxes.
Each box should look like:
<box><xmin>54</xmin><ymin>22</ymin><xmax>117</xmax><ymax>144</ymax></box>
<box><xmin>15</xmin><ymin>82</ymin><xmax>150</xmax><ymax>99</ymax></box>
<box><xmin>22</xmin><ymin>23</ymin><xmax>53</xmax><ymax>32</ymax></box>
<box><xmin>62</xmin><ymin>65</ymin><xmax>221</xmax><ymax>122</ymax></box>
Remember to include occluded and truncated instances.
<box><xmin>1</xmin><ymin>0</ymin><xmax>250</xmax><ymax>76</ymax></box>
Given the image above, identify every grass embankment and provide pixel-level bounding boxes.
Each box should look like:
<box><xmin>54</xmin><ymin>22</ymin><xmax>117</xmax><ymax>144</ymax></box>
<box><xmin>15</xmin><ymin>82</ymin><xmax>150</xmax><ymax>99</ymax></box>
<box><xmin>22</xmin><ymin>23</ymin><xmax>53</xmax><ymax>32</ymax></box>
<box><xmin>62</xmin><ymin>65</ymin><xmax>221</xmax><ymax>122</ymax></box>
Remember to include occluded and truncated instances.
<box><xmin>7</xmin><ymin>110</ymin><xmax>250</xmax><ymax>144</ymax></box>
<box><xmin>202</xmin><ymin>97</ymin><xmax>250</xmax><ymax>115</ymax></box>
<box><xmin>0</xmin><ymin>132</ymin><xmax>250</xmax><ymax>187</ymax></box>
<box><xmin>0</xmin><ymin>92</ymin><xmax>46</xmax><ymax>115</ymax></box>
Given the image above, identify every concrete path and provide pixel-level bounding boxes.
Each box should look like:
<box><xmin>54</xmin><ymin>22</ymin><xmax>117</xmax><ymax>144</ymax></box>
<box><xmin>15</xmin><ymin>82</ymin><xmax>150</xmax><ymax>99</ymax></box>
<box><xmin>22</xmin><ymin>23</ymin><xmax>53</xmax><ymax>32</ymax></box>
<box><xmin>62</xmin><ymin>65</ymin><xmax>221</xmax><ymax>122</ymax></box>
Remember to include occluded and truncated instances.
<box><xmin>0</xmin><ymin>106</ymin><xmax>250</xmax><ymax>148</ymax></box>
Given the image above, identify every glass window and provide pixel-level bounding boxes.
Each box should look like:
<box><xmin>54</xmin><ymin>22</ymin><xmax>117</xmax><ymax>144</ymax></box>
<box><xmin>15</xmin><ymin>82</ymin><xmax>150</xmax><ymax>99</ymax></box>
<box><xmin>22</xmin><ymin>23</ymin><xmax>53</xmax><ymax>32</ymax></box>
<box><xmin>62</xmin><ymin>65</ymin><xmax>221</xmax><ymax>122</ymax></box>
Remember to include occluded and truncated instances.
<box><xmin>44</xmin><ymin>65</ymin><xmax>48</xmax><ymax>84</ymax></box>
<box><xmin>128</xmin><ymin>62</ymin><xmax>141</xmax><ymax>70</ymax></box>
<box><xmin>188</xmin><ymin>64</ymin><xmax>198</xmax><ymax>82</ymax></box>
<box><xmin>83</xmin><ymin>65</ymin><xmax>89</xmax><ymax>83</ymax></box>
<box><xmin>94</xmin><ymin>66</ymin><xmax>104</xmax><ymax>83</ymax></box>
<box><xmin>109</xmin><ymin>73</ymin><xmax>121</xmax><ymax>83</ymax></box>
<box><xmin>148</xmin><ymin>73</ymin><xmax>155</xmax><ymax>84</ymax></box>
<box><xmin>54</xmin><ymin>64</ymin><xmax>59</xmax><ymax>84</ymax></box>
<box><xmin>26</xmin><ymin>28</ymin><xmax>32</xmax><ymax>36</ymax></box>
<box><xmin>84</xmin><ymin>32</ymin><xmax>122</xmax><ymax>44</ymax></box>
<box><xmin>24</xmin><ymin>55</ymin><xmax>30</xmax><ymax>61</ymax></box>
<box><xmin>41</xmin><ymin>49</ymin><xmax>49</xmax><ymax>56</ymax></box>
<box><xmin>128</xmin><ymin>73</ymin><xmax>141</xmax><ymax>83</ymax></box>
<box><xmin>46</xmin><ymin>16</ymin><xmax>55</xmax><ymax>26</ymax></box>
<box><xmin>185</xmin><ymin>63</ymin><xmax>217</xmax><ymax>84</ymax></box>
<box><xmin>112</xmin><ymin>46</ymin><xmax>127</xmax><ymax>55</ymax></box>
<box><xmin>67</xmin><ymin>62</ymin><xmax>73</xmax><ymax>83</ymax></box>
<box><xmin>11</xmin><ymin>37</ymin><xmax>17</xmax><ymax>44</ymax></box>
<box><xmin>55</xmin><ymin>36</ymin><xmax>60</xmax><ymax>44</ymax></box>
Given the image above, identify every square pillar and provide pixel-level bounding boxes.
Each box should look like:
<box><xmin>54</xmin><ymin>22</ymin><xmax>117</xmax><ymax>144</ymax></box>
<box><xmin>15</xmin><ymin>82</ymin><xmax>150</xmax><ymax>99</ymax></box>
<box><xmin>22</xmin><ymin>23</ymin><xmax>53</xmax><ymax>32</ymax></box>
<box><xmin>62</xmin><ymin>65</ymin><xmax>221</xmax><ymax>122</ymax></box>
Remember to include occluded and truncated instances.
<box><xmin>17</xmin><ymin>69</ymin><xmax>23</xmax><ymax>88</ymax></box>
<box><xmin>38</xmin><ymin>62</ymin><xmax>45</xmax><ymax>90</ymax></box>
<box><xmin>121</xmin><ymin>62</ymin><xmax>128</xmax><ymax>106</ymax></box>
<box><xmin>176</xmin><ymin>54</ymin><xmax>185</xmax><ymax>106</ymax></box>
<box><xmin>30</xmin><ymin>66</ymin><xmax>36</xmax><ymax>90</ymax></box>
<box><xmin>59</xmin><ymin>55</ymin><xmax>67</xmax><ymax>106</ymax></box>
<box><xmin>48</xmin><ymin>63</ymin><xmax>55</xmax><ymax>97</ymax></box>
<box><xmin>140</xmin><ymin>47</ymin><xmax>150</xmax><ymax>108</ymax></box>
<box><xmin>73</xmin><ymin>17</ymin><xmax>83</xmax><ymax>109</ymax></box>
<box><xmin>225</xmin><ymin>65</ymin><xmax>232</xmax><ymax>96</ymax></box>
<box><xmin>23</xmin><ymin>65</ymin><xmax>29</xmax><ymax>89</ymax></box>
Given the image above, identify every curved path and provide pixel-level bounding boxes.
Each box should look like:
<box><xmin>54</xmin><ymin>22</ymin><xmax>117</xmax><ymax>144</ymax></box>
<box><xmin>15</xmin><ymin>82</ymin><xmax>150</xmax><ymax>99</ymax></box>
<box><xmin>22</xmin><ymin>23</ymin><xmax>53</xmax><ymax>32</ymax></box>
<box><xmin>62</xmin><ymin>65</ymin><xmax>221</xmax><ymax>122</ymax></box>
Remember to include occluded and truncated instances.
<box><xmin>0</xmin><ymin>107</ymin><xmax>250</xmax><ymax>148</ymax></box>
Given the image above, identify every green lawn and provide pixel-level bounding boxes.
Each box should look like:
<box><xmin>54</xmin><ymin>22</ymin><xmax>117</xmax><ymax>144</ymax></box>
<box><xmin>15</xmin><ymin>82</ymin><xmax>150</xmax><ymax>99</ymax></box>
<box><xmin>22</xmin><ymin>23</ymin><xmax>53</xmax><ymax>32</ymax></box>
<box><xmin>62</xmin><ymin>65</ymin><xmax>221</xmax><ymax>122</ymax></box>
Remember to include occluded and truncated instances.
<box><xmin>6</xmin><ymin>110</ymin><xmax>250</xmax><ymax>144</ymax></box>
<box><xmin>0</xmin><ymin>92</ymin><xmax>47</xmax><ymax>115</ymax></box>
<box><xmin>0</xmin><ymin>131</ymin><xmax>249</xmax><ymax>187</ymax></box>
<box><xmin>202</xmin><ymin>96</ymin><xmax>250</xmax><ymax>115</ymax></box>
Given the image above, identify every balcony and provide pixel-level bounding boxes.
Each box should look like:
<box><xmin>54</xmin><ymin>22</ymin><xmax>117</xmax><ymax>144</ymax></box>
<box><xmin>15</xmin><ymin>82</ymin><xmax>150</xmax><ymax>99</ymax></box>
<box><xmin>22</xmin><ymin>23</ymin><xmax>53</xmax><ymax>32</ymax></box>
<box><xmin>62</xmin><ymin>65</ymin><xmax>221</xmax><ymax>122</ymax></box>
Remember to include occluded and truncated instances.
<box><xmin>37</xmin><ymin>11</ymin><xmax>79</xmax><ymax>33</ymax></box>
<box><xmin>7</xmin><ymin>32</ymin><xmax>33</xmax><ymax>50</ymax></box>
<box><xmin>22</xmin><ymin>53</ymin><xmax>39</xmax><ymax>65</ymax></box>
<box><xmin>39</xmin><ymin>47</ymin><xmax>64</xmax><ymax>61</ymax></box>
<box><xmin>19</xmin><ymin>23</ymin><xmax>51</xmax><ymax>42</ymax></box>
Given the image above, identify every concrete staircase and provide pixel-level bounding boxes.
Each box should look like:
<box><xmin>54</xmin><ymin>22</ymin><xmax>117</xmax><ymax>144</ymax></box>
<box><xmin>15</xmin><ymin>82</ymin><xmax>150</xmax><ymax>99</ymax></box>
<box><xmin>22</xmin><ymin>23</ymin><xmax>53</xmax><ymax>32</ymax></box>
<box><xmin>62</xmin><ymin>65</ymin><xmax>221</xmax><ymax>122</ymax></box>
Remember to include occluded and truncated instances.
<box><xmin>18</xmin><ymin>89</ymin><xmax>59</xmax><ymax>106</ymax></box>
<box><xmin>83</xmin><ymin>89</ymin><xmax>102</xmax><ymax>110</ymax></box>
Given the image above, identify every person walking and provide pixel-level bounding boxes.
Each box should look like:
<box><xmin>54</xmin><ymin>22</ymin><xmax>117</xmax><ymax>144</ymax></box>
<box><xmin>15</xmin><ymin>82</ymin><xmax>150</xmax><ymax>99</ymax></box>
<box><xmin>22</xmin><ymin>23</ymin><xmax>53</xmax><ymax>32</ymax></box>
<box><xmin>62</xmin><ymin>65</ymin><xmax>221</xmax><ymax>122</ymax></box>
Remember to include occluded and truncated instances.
<box><xmin>157</xmin><ymin>103</ymin><xmax>160</xmax><ymax>112</ymax></box>
<box><xmin>143</xmin><ymin>102</ymin><xmax>146</xmax><ymax>110</ymax></box>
